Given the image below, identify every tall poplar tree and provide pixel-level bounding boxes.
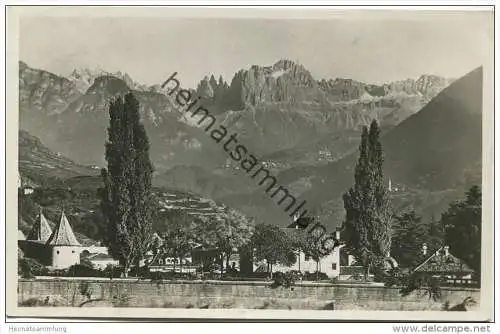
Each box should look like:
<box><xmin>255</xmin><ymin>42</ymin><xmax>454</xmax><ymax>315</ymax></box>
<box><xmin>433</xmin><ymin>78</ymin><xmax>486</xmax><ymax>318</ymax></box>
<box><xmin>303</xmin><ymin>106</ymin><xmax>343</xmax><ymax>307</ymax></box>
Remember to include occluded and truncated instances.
<box><xmin>342</xmin><ymin>120</ymin><xmax>392</xmax><ymax>279</ymax></box>
<box><xmin>99</xmin><ymin>93</ymin><xmax>154</xmax><ymax>277</ymax></box>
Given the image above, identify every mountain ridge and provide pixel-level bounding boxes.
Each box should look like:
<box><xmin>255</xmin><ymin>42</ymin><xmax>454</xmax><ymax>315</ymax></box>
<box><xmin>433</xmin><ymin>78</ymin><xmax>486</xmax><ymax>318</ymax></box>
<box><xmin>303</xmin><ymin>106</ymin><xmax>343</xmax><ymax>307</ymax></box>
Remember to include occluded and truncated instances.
<box><xmin>18</xmin><ymin>59</ymin><xmax>474</xmax><ymax>230</ymax></box>
<box><xmin>219</xmin><ymin>66</ymin><xmax>483</xmax><ymax>228</ymax></box>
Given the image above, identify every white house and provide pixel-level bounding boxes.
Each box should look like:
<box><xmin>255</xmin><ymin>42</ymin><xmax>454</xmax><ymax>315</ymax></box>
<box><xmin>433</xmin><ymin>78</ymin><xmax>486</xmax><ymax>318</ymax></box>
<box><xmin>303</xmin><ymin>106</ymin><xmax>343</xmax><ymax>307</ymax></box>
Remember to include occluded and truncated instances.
<box><xmin>84</xmin><ymin>253</ymin><xmax>119</xmax><ymax>270</ymax></box>
<box><xmin>271</xmin><ymin>245</ymin><xmax>344</xmax><ymax>278</ymax></box>
<box><xmin>256</xmin><ymin>223</ymin><xmax>345</xmax><ymax>279</ymax></box>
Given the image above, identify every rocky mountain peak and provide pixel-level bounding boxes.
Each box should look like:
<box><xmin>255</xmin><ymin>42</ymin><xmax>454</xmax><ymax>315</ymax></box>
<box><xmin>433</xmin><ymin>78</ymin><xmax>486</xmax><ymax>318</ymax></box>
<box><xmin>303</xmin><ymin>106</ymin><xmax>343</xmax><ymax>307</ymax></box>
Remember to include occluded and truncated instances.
<box><xmin>19</xmin><ymin>61</ymin><xmax>82</xmax><ymax>117</ymax></box>
<box><xmin>383</xmin><ymin>74</ymin><xmax>454</xmax><ymax>100</ymax></box>
<box><xmin>234</xmin><ymin>59</ymin><xmax>320</xmax><ymax>107</ymax></box>
<box><xmin>19</xmin><ymin>60</ymin><xmax>28</xmax><ymax>71</ymax></box>
<box><xmin>272</xmin><ymin>59</ymin><xmax>297</xmax><ymax>71</ymax></box>
<box><xmin>87</xmin><ymin>75</ymin><xmax>131</xmax><ymax>96</ymax></box>
<box><xmin>69</xmin><ymin>66</ymin><xmax>148</xmax><ymax>93</ymax></box>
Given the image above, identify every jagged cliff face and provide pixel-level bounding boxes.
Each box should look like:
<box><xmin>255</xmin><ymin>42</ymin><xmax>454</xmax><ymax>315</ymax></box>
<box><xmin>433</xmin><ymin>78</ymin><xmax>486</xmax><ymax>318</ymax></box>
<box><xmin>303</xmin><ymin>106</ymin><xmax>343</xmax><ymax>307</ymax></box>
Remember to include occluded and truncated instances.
<box><xmin>19</xmin><ymin>62</ymin><xmax>228</xmax><ymax>170</ymax></box>
<box><xmin>239</xmin><ymin>59</ymin><xmax>321</xmax><ymax>106</ymax></box>
<box><xmin>19</xmin><ymin>59</ymin><xmax>453</xmax><ymax>183</ymax></box>
<box><xmin>195</xmin><ymin>59</ymin><xmax>452</xmax><ymax>112</ymax></box>
<box><xmin>64</xmin><ymin>75</ymin><xmax>176</xmax><ymax>124</ymax></box>
<box><xmin>187</xmin><ymin>60</ymin><xmax>452</xmax><ymax>158</ymax></box>
<box><xmin>68</xmin><ymin>67</ymin><xmax>150</xmax><ymax>93</ymax></box>
<box><xmin>385</xmin><ymin>74</ymin><xmax>454</xmax><ymax>99</ymax></box>
<box><xmin>19</xmin><ymin>61</ymin><xmax>82</xmax><ymax>116</ymax></box>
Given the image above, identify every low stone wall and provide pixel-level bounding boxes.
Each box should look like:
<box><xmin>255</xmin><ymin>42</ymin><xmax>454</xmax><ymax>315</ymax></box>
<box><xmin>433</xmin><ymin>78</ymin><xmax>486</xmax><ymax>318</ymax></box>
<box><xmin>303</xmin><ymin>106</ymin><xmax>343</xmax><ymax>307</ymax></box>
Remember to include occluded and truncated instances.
<box><xmin>17</xmin><ymin>279</ymin><xmax>481</xmax><ymax>311</ymax></box>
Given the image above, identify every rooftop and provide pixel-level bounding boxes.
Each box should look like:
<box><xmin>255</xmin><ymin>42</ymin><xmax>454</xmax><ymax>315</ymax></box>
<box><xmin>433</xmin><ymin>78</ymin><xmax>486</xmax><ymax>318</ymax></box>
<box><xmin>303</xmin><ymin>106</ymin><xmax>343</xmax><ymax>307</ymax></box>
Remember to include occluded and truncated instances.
<box><xmin>414</xmin><ymin>246</ymin><xmax>474</xmax><ymax>274</ymax></box>
<box><xmin>26</xmin><ymin>211</ymin><xmax>53</xmax><ymax>242</ymax></box>
<box><xmin>46</xmin><ymin>211</ymin><xmax>81</xmax><ymax>246</ymax></box>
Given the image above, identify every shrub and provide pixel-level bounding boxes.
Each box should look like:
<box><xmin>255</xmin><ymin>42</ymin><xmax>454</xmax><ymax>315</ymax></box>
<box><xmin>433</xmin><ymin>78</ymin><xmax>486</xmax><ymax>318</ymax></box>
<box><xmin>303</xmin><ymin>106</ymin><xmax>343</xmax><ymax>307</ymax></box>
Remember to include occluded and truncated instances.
<box><xmin>271</xmin><ymin>271</ymin><xmax>298</xmax><ymax>289</ymax></box>
<box><xmin>201</xmin><ymin>272</ymin><xmax>221</xmax><ymax>280</ymax></box>
<box><xmin>18</xmin><ymin>258</ymin><xmax>48</xmax><ymax>278</ymax></box>
<box><xmin>19</xmin><ymin>296</ymin><xmax>66</xmax><ymax>307</ymax></box>
<box><xmin>102</xmin><ymin>264</ymin><xmax>122</xmax><ymax>278</ymax></box>
<box><xmin>49</xmin><ymin>269</ymin><xmax>69</xmax><ymax>277</ymax></box>
<box><xmin>20</xmin><ymin>298</ymin><xmax>43</xmax><ymax>307</ymax></box>
<box><xmin>135</xmin><ymin>265</ymin><xmax>151</xmax><ymax>278</ymax></box>
<box><xmin>144</xmin><ymin>270</ymin><xmax>197</xmax><ymax>281</ymax></box>
<box><xmin>148</xmin><ymin>271</ymin><xmax>164</xmax><ymax>281</ymax></box>
<box><xmin>303</xmin><ymin>271</ymin><xmax>329</xmax><ymax>281</ymax></box>
<box><xmin>67</xmin><ymin>264</ymin><xmax>103</xmax><ymax>278</ymax></box>
<box><xmin>383</xmin><ymin>269</ymin><xmax>444</xmax><ymax>301</ymax></box>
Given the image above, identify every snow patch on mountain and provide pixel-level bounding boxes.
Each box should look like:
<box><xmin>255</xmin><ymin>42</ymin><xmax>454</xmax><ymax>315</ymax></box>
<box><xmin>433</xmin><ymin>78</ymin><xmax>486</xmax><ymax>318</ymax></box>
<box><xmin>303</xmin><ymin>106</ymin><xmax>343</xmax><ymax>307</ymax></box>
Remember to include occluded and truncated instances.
<box><xmin>270</xmin><ymin>69</ymin><xmax>288</xmax><ymax>78</ymax></box>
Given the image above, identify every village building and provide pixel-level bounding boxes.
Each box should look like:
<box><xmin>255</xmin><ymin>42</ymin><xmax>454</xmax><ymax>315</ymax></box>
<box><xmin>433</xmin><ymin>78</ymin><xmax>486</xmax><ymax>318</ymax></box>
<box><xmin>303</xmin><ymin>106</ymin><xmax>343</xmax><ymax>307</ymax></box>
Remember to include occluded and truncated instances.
<box><xmin>413</xmin><ymin>244</ymin><xmax>476</xmax><ymax>286</ymax></box>
<box><xmin>18</xmin><ymin>210</ymin><xmax>112</xmax><ymax>270</ymax></box>
<box><xmin>18</xmin><ymin>170</ymin><xmax>35</xmax><ymax>195</ymax></box>
<box><xmin>145</xmin><ymin>242</ymin><xmax>240</xmax><ymax>274</ymax></box>
<box><xmin>251</xmin><ymin>219</ymin><xmax>345</xmax><ymax>279</ymax></box>
<box><xmin>22</xmin><ymin>187</ymin><xmax>35</xmax><ymax>195</ymax></box>
<box><xmin>270</xmin><ymin>246</ymin><xmax>344</xmax><ymax>278</ymax></box>
<box><xmin>147</xmin><ymin>254</ymin><xmax>196</xmax><ymax>273</ymax></box>
<box><xmin>81</xmin><ymin>252</ymin><xmax>119</xmax><ymax>270</ymax></box>
<box><xmin>142</xmin><ymin>233</ymin><xmax>198</xmax><ymax>273</ymax></box>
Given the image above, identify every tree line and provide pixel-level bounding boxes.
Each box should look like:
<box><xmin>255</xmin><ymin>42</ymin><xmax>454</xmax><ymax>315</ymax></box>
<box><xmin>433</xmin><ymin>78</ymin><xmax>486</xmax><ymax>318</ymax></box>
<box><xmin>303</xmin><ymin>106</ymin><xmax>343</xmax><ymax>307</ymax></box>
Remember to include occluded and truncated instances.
<box><xmin>342</xmin><ymin>119</ymin><xmax>481</xmax><ymax>282</ymax></box>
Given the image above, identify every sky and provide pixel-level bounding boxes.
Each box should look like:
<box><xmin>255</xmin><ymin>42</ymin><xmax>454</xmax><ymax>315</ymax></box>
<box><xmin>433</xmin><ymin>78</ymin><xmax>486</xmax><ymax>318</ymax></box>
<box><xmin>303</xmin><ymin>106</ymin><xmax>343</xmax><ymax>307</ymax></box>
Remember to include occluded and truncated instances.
<box><xmin>18</xmin><ymin>9</ymin><xmax>493</xmax><ymax>89</ymax></box>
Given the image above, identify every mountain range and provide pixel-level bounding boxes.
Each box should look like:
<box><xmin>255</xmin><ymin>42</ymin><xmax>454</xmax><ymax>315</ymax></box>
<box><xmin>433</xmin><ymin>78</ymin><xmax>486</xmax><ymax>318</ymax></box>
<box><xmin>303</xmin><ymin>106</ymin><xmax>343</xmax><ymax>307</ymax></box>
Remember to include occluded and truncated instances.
<box><xmin>18</xmin><ymin>59</ymin><xmax>481</xmax><ymax>231</ymax></box>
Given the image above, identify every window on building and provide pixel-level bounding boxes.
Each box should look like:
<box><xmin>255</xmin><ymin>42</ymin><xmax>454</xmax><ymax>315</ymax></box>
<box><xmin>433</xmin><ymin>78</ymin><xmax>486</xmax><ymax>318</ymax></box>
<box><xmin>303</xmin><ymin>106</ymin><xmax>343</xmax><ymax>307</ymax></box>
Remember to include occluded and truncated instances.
<box><xmin>56</xmin><ymin>251</ymin><xmax>60</xmax><ymax>255</ymax></box>
<box><xmin>72</xmin><ymin>250</ymin><xmax>75</xmax><ymax>254</ymax></box>
<box><xmin>158</xmin><ymin>259</ymin><xmax>163</xmax><ymax>265</ymax></box>
<box><xmin>332</xmin><ymin>263</ymin><xmax>337</xmax><ymax>270</ymax></box>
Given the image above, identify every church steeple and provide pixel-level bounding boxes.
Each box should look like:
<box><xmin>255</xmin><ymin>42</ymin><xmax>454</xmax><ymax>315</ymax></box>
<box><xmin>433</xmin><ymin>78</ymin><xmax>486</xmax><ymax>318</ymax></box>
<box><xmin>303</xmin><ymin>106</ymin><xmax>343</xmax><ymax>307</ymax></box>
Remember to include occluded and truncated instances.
<box><xmin>46</xmin><ymin>211</ymin><xmax>81</xmax><ymax>246</ymax></box>
<box><xmin>388</xmin><ymin>178</ymin><xmax>392</xmax><ymax>192</ymax></box>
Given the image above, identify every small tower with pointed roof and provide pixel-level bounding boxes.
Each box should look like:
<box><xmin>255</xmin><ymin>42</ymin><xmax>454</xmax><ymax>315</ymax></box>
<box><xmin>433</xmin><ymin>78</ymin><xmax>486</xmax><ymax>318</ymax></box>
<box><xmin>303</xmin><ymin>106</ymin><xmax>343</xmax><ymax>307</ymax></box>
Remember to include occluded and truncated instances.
<box><xmin>46</xmin><ymin>211</ymin><xmax>83</xmax><ymax>269</ymax></box>
<box><xmin>18</xmin><ymin>209</ymin><xmax>57</xmax><ymax>266</ymax></box>
<box><xmin>27</xmin><ymin>210</ymin><xmax>53</xmax><ymax>242</ymax></box>
<box><xmin>46</xmin><ymin>211</ymin><xmax>81</xmax><ymax>246</ymax></box>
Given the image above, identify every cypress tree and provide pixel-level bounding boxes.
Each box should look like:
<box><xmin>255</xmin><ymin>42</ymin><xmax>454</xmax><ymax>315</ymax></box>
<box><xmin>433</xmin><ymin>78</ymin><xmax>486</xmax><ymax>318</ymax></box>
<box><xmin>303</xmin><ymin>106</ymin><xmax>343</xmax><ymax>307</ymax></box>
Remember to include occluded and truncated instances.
<box><xmin>367</xmin><ymin>121</ymin><xmax>392</xmax><ymax>260</ymax></box>
<box><xmin>99</xmin><ymin>93</ymin><xmax>154</xmax><ymax>277</ymax></box>
<box><xmin>342</xmin><ymin>120</ymin><xmax>392</xmax><ymax>279</ymax></box>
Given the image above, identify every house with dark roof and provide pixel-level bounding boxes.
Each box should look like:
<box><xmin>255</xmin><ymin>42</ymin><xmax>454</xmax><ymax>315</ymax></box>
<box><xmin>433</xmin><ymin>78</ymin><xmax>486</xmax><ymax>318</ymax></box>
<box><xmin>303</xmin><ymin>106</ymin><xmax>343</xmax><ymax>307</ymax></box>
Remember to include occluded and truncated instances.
<box><xmin>413</xmin><ymin>245</ymin><xmax>476</xmax><ymax>285</ymax></box>
<box><xmin>146</xmin><ymin>250</ymin><xmax>196</xmax><ymax>273</ymax></box>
